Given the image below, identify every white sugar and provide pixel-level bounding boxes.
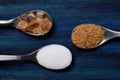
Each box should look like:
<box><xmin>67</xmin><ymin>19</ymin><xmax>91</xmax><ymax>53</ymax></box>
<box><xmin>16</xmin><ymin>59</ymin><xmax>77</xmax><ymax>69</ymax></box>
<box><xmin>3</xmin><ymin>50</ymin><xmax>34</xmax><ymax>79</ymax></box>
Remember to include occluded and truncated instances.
<box><xmin>36</xmin><ymin>44</ymin><xmax>72</xmax><ymax>70</ymax></box>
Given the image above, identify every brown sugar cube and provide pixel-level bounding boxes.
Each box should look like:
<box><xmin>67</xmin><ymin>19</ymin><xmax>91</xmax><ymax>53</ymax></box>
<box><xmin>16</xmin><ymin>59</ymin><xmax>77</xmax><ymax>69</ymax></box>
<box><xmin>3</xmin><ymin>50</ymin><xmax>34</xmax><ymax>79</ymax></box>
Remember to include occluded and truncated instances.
<box><xmin>40</xmin><ymin>18</ymin><xmax>52</xmax><ymax>32</ymax></box>
<box><xmin>32</xmin><ymin>27</ymin><xmax>42</xmax><ymax>34</ymax></box>
<box><xmin>26</xmin><ymin>21</ymin><xmax>40</xmax><ymax>32</ymax></box>
<box><xmin>32</xmin><ymin>18</ymin><xmax>52</xmax><ymax>35</ymax></box>
<box><xmin>17</xmin><ymin>20</ymin><xmax>28</xmax><ymax>30</ymax></box>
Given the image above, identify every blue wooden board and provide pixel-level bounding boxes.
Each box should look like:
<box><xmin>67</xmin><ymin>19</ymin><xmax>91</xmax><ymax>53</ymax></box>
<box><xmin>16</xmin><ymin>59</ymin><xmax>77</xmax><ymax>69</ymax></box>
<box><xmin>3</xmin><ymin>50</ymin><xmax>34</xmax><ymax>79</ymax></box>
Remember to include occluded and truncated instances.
<box><xmin>0</xmin><ymin>0</ymin><xmax>120</xmax><ymax>80</ymax></box>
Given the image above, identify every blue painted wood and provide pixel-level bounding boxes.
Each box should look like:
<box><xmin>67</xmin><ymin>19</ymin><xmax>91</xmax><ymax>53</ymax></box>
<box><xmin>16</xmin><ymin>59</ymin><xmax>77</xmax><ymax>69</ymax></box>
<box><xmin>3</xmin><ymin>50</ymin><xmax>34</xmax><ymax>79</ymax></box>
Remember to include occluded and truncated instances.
<box><xmin>0</xmin><ymin>0</ymin><xmax>120</xmax><ymax>80</ymax></box>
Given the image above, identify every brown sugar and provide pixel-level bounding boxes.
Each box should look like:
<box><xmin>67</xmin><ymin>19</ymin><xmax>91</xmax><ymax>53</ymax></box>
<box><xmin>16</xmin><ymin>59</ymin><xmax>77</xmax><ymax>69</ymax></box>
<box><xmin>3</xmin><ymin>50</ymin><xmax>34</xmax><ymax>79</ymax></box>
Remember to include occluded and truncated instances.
<box><xmin>71</xmin><ymin>23</ymin><xmax>104</xmax><ymax>49</ymax></box>
<box><xmin>16</xmin><ymin>11</ymin><xmax>52</xmax><ymax>35</ymax></box>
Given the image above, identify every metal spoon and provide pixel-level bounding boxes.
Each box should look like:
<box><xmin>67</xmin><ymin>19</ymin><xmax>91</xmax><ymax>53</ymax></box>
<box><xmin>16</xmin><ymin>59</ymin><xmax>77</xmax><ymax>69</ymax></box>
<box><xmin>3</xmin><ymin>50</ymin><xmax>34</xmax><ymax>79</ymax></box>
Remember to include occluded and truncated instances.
<box><xmin>0</xmin><ymin>44</ymin><xmax>72</xmax><ymax>70</ymax></box>
<box><xmin>0</xmin><ymin>10</ymin><xmax>53</xmax><ymax>36</ymax></box>
<box><xmin>98</xmin><ymin>27</ymin><xmax>120</xmax><ymax>47</ymax></box>
<box><xmin>72</xmin><ymin>24</ymin><xmax>120</xmax><ymax>49</ymax></box>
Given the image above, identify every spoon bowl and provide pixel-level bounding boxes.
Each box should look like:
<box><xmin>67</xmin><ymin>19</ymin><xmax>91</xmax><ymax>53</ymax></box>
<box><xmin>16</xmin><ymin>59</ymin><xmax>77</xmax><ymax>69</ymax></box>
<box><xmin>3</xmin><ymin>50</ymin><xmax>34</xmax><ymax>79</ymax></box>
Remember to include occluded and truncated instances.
<box><xmin>0</xmin><ymin>10</ymin><xmax>53</xmax><ymax>36</ymax></box>
<box><xmin>71</xmin><ymin>23</ymin><xmax>120</xmax><ymax>49</ymax></box>
<box><xmin>0</xmin><ymin>44</ymin><xmax>72</xmax><ymax>70</ymax></box>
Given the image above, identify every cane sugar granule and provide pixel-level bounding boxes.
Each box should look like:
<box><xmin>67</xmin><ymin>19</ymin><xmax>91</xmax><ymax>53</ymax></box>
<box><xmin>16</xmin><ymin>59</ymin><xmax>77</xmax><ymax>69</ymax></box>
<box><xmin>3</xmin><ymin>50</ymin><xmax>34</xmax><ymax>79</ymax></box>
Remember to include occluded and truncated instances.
<box><xmin>71</xmin><ymin>23</ymin><xmax>104</xmax><ymax>49</ymax></box>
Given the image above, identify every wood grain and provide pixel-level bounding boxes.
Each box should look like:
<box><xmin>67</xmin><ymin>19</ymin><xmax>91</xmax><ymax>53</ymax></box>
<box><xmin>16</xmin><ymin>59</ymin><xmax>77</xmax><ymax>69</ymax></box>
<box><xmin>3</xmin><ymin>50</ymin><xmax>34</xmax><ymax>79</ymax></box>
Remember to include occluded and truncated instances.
<box><xmin>0</xmin><ymin>0</ymin><xmax>120</xmax><ymax>80</ymax></box>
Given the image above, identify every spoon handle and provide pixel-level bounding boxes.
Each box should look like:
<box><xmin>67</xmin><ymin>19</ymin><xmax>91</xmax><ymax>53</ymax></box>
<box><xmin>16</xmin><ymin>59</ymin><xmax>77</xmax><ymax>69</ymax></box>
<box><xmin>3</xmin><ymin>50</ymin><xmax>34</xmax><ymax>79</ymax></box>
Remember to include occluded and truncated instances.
<box><xmin>0</xmin><ymin>19</ymin><xmax>15</xmax><ymax>26</ymax></box>
<box><xmin>0</xmin><ymin>55</ymin><xmax>21</xmax><ymax>61</ymax></box>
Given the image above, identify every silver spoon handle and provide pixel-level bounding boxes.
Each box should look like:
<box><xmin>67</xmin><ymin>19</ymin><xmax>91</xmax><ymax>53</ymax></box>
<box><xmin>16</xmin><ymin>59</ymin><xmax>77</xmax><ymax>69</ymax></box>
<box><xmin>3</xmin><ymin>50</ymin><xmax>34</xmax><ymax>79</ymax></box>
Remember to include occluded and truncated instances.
<box><xmin>114</xmin><ymin>31</ymin><xmax>120</xmax><ymax>37</ymax></box>
<box><xmin>0</xmin><ymin>19</ymin><xmax>15</xmax><ymax>26</ymax></box>
<box><xmin>0</xmin><ymin>55</ymin><xmax>21</xmax><ymax>61</ymax></box>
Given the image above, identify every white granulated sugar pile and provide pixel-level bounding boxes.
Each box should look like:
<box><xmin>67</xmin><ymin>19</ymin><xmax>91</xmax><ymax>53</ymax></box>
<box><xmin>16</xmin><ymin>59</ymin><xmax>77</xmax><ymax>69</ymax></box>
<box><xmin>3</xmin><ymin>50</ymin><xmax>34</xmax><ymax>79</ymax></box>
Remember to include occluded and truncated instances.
<box><xmin>36</xmin><ymin>44</ymin><xmax>72</xmax><ymax>70</ymax></box>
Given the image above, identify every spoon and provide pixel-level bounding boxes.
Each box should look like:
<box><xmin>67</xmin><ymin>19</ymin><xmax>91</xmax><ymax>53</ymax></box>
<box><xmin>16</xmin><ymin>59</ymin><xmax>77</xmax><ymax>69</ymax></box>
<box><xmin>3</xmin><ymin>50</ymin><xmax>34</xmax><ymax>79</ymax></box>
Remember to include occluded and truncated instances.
<box><xmin>71</xmin><ymin>23</ymin><xmax>120</xmax><ymax>49</ymax></box>
<box><xmin>98</xmin><ymin>27</ymin><xmax>120</xmax><ymax>47</ymax></box>
<box><xmin>0</xmin><ymin>44</ymin><xmax>72</xmax><ymax>70</ymax></box>
<box><xmin>0</xmin><ymin>10</ymin><xmax>53</xmax><ymax>36</ymax></box>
